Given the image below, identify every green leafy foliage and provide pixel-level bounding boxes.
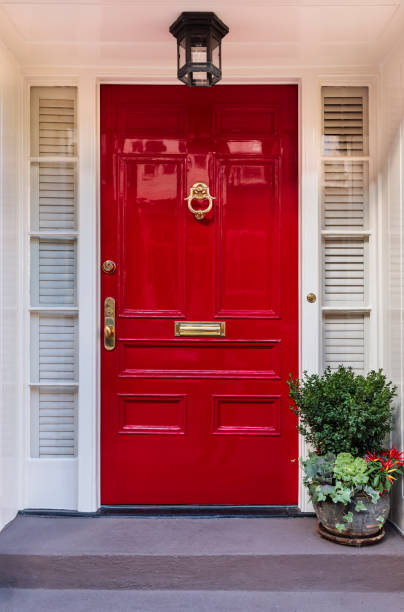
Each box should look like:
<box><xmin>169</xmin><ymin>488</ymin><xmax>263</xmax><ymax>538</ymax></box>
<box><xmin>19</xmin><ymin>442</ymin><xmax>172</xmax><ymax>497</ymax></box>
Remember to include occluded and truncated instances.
<box><xmin>355</xmin><ymin>500</ymin><xmax>366</xmax><ymax>512</ymax></box>
<box><xmin>301</xmin><ymin>451</ymin><xmax>379</xmax><ymax>507</ymax></box>
<box><xmin>376</xmin><ymin>515</ymin><xmax>385</xmax><ymax>530</ymax></box>
<box><xmin>333</xmin><ymin>453</ymin><xmax>368</xmax><ymax>487</ymax></box>
<box><xmin>288</xmin><ymin>366</ymin><xmax>396</xmax><ymax>456</ymax></box>
<box><xmin>364</xmin><ymin>484</ymin><xmax>381</xmax><ymax>503</ymax></box>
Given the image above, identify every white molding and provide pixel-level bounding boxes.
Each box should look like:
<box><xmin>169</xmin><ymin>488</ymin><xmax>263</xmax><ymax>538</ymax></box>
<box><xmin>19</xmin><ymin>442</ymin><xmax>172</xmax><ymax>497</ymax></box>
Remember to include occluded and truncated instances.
<box><xmin>299</xmin><ymin>73</ymin><xmax>321</xmax><ymax>512</ymax></box>
<box><xmin>77</xmin><ymin>74</ymin><xmax>99</xmax><ymax>512</ymax></box>
<box><xmin>17</xmin><ymin>68</ymin><xmax>382</xmax><ymax>514</ymax></box>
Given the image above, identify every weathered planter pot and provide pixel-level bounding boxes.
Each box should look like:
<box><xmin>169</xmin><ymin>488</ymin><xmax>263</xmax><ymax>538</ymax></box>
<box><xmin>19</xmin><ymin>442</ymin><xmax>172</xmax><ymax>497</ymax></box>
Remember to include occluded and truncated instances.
<box><xmin>313</xmin><ymin>491</ymin><xmax>390</xmax><ymax>537</ymax></box>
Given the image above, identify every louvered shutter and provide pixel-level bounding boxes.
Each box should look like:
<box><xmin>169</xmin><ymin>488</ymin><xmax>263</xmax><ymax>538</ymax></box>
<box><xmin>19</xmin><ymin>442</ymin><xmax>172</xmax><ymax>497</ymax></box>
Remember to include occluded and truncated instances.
<box><xmin>322</xmin><ymin>161</ymin><xmax>368</xmax><ymax>230</ymax></box>
<box><xmin>321</xmin><ymin>86</ymin><xmax>370</xmax><ymax>374</ymax></box>
<box><xmin>31</xmin><ymin>88</ymin><xmax>76</xmax><ymax>157</ymax></box>
<box><xmin>323</xmin><ymin>315</ymin><xmax>365</xmax><ymax>374</ymax></box>
<box><xmin>39</xmin><ymin>389</ymin><xmax>77</xmax><ymax>457</ymax></box>
<box><xmin>30</xmin><ymin>162</ymin><xmax>76</xmax><ymax>231</ymax></box>
<box><xmin>323</xmin><ymin>238</ymin><xmax>366</xmax><ymax>305</ymax></box>
<box><xmin>31</xmin><ymin>388</ymin><xmax>77</xmax><ymax>457</ymax></box>
<box><xmin>322</xmin><ymin>86</ymin><xmax>368</xmax><ymax>156</ymax></box>
<box><xmin>31</xmin><ymin>238</ymin><xmax>77</xmax><ymax>307</ymax></box>
<box><xmin>30</xmin><ymin>314</ymin><xmax>78</xmax><ymax>384</ymax></box>
<box><xmin>30</xmin><ymin>87</ymin><xmax>78</xmax><ymax>459</ymax></box>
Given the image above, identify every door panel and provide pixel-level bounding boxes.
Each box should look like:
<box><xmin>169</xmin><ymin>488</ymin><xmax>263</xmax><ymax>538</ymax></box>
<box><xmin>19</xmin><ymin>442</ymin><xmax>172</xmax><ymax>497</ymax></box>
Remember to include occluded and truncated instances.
<box><xmin>101</xmin><ymin>85</ymin><xmax>298</xmax><ymax>505</ymax></box>
<box><xmin>119</xmin><ymin>157</ymin><xmax>186</xmax><ymax>316</ymax></box>
<box><xmin>216</xmin><ymin>158</ymin><xmax>280</xmax><ymax>316</ymax></box>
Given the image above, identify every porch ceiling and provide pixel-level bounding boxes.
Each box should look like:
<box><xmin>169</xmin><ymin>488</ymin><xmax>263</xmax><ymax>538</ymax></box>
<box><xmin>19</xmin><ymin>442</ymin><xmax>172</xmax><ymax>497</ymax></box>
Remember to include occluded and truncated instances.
<box><xmin>0</xmin><ymin>0</ymin><xmax>403</xmax><ymax>71</ymax></box>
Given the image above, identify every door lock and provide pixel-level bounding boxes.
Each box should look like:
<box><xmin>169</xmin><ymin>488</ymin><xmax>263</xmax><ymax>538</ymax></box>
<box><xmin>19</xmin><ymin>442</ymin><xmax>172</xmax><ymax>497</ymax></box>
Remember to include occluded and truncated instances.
<box><xmin>104</xmin><ymin>297</ymin><xmax>116</xmax><ymax>351</ymax></box>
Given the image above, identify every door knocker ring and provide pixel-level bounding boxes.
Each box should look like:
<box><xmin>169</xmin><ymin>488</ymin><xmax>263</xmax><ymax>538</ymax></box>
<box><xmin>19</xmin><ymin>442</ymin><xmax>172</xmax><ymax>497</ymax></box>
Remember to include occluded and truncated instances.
<box><xmin>185</xmin><ymin>182</ymin><xmax>215</xmax><ymax>221</ymax></box>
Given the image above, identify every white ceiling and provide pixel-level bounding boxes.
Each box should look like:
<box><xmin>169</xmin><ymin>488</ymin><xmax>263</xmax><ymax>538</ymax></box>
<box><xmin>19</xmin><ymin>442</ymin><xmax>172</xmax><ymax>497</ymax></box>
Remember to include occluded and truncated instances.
<box><xmin>0</xmin><ymin>0</ymin><xmax>403</xmax><ymax>70</ymax></box>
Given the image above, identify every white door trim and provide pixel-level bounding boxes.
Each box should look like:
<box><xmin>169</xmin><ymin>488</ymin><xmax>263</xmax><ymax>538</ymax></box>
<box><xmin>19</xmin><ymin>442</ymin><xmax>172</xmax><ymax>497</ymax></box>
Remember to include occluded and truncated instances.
<box><xmin>21</xmin><ymin>71</ymin><xmax>379</xmax><ymax>513</ymax></box>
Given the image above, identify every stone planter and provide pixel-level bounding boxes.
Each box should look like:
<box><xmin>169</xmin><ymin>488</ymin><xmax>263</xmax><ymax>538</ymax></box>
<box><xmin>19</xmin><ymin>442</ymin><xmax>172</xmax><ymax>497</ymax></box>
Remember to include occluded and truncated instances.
<box><xmin>313</xmin><ymin>491</ymin><xmax>390</xmax><ymax>537</ymax></box>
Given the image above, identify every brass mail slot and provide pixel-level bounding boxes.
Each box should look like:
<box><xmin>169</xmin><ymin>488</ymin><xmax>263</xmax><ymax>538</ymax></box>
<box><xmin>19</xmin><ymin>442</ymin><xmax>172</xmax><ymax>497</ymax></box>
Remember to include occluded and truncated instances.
<box><xmin>175</xmin><ymin>321</ymin><xmax>226</xmax><ymax>337</ymax></box>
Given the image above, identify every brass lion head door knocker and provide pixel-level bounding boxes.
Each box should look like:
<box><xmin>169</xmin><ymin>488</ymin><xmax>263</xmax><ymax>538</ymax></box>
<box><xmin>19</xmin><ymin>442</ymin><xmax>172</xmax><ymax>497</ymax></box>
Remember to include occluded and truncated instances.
<box><xmin>185</xmin><ymin>182</ymin><xmax>215</xmax><ymax>221</ymax></box>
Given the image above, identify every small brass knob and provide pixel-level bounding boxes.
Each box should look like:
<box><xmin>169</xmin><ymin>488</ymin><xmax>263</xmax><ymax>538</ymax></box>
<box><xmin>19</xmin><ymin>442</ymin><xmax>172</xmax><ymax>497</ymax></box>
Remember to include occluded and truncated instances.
<box><xmin>306</xmin><ymin>293</ymin><xmax>317</xmax><ymax>303</ymax></box>
<box><xmin>102</xmin><ymin>260</ymin><xmax>116</xmax><ymax>274</ymax></box>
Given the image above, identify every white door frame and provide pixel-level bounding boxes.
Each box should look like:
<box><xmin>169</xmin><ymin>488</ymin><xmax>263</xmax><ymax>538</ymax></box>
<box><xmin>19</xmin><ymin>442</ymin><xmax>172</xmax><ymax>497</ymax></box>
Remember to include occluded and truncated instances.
<box><xmin>21</xmin><ymin>70</ymin><xmax>379</xmax><ymax>513</ymax></box>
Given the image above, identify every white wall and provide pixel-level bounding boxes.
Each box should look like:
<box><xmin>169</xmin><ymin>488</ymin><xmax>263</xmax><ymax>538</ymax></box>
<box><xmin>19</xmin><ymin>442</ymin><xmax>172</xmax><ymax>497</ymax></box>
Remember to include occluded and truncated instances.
<box><xmin>0</xmin><ymin>42</ymin><xmax>22</xmax><ymax>530</ymax></box>
<box><xmin>380</xmin><ymin>46</ymin><xmax>404</xmax><ymax>534</ymax></box>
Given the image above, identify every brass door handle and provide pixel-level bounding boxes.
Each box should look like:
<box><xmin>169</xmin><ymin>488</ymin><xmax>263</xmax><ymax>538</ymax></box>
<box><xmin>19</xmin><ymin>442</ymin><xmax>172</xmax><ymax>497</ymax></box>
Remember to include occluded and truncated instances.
<box><xmin>104</xmin><ymin>325</ymin><xmax>114</xmax><ymax>338</ymax></box>
<box><xmin>185</xmin><ymin>182</ymin><xmax>215</xmax><ymax>220</ymax></box>
<box><xmin>104</xmin><ymin>297</ymin><xmax>116</xmax><ymax>351</ymax></box>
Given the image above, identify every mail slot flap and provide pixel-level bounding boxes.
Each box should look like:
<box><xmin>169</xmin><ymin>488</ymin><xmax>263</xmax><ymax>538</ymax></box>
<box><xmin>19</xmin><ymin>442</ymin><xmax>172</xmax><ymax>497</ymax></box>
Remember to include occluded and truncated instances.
<box><xmin>175</xmin><ymin>321</ymin><xmax>226</xmax><ymax>337</ymax></box>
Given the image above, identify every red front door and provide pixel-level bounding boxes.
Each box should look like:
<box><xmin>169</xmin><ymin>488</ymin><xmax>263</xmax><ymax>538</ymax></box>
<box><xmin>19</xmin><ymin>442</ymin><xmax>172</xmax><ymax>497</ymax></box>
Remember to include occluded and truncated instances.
<box><xmin>101</xmin><ymin>85</ymin><xmax>298</xmax><ymax>505</ymax></box>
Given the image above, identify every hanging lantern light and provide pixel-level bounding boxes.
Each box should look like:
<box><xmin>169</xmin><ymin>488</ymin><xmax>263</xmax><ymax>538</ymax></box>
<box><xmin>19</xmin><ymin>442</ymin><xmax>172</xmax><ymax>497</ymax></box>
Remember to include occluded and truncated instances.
<box><xmin>169</xmin><ymin>12</ymin><xmax>229</xmax><ymax>87</ymax></box>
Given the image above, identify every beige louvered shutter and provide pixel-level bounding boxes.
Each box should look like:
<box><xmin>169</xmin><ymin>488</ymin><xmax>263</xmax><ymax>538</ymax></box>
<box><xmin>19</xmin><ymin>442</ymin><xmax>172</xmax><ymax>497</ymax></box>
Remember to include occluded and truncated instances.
<box><xmin>30</xmin><ymin>87</ymin><xmax>78</xmax><ymax>459</ymax></box>
<box><xmin>31</xmin><ymin>388</ymin><xmax>77</xmax><ymax>458</ymax></box>
<box><xmin>30</xmin><ymin>88</ymin><xmax>76</xmax><ymax>157</ymax></box>
<box><xmin>323</xmin><ymin>314</ymin><xmax>366</xmax><ymax>374</ymax></box>
<box><xmin>323</xmin><ymin>238</ymin><xmax>366</xmax><ymax>306</ymax></box>
<box><xmin>322</xmin><ymin>86</ymin><xmax>368</xmax><ymax>157</ymax></box>
<box><xmin>322</xmin><ymin>161</ymin><xmax>368</xmax><ymax>230</ymax></box>
<box><xmin>30</xmin><ymin>238</ymin><xmax>77</xmax><ymax>307</ymax></box>
<box><xmin>30</xmin><ymin>162</ymin><xmax>76</xmax><ymax>232</ymax></box>
<box><xmin>321</xmin><ymin>86</ymin><xmax>370</xmax><ymax>375</ymax></box>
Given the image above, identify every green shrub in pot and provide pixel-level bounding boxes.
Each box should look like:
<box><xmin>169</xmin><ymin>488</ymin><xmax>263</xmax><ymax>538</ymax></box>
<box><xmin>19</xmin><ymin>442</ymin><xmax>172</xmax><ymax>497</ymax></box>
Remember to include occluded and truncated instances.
<box><xmin>288</xmin><ymin>366</ymin><xmax>403</xmax><ymax>539</ymax></box>
<box><xmin>287</xmin><ymin>365</ymin><xmax>396</xmax><ymax>456</ymax></box>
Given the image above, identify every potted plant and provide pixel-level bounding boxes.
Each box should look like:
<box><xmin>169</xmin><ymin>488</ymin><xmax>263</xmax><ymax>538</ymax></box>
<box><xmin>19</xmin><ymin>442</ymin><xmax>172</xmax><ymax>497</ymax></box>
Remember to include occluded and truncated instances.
<box><xmin>288</xmin><ymin>365</ymin><xmax>404</xmax><ymax>544</ymax></box>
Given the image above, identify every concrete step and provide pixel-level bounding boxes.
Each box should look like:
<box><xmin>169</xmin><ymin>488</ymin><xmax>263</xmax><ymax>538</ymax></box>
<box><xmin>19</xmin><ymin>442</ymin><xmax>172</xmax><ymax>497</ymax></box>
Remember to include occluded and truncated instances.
<box><xmin>0</xmin><ymin>516</ymin><xmax>402</xmax><ymax>591</ymax></box>
<box><xmin>1</xmin><ymin>589</ymin><xmax>404</xmax><ymax>612</ymax></box>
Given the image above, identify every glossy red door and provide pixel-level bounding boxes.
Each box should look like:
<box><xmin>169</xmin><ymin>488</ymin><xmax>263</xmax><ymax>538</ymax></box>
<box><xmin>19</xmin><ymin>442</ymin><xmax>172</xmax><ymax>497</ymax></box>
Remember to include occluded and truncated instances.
<box><xmin>101</xmin><ymin>85</ymin><xmax>298</xmax><ymax>505</ymax></box>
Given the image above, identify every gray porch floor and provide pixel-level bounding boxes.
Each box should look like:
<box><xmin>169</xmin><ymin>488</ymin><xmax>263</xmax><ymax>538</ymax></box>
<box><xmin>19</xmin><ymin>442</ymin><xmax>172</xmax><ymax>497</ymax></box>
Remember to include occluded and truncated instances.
<box><xmin>1</xmin><ymin>588</ymin><xmax>404</xmax><ymax>612</ymax></box>
<box><xmin>0</xmin><ymin>515</ymin><xmax>403</xmax><ymax>611</ymax></box>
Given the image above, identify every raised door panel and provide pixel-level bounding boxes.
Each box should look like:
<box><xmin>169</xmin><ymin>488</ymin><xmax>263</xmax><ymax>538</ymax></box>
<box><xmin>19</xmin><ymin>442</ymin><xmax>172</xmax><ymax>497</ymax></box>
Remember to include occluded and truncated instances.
<box><xmin>119</xmin><ymin>157</ymin><xmax>186</xmax><ymax>317</ymax></box>
<box><xmin>215</xmin><ymin>158</ymin><xmax>280</xmax><ymax>318</ymax></box>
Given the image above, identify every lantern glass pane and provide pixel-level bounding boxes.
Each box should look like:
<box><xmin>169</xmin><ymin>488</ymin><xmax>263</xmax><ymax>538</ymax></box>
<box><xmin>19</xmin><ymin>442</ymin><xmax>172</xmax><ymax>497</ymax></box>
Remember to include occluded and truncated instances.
<box><xmin>179</xmin><ymin>38</ymin><xmax>186</xmax><ymax>69</ymax></box>
<box><xmin>191</xmin><ymin>71</ymin><xmax>209</xmax><ymax>86</ymax></box>
<box><xmin>191</xmin><ymin>45</ymin><xmax>207</xmax><ymax>64</ymax></box>
<box><xmin>211</xmin><ymin>38</ymin><xmax>220</xmax><ymax>70</ymax></box>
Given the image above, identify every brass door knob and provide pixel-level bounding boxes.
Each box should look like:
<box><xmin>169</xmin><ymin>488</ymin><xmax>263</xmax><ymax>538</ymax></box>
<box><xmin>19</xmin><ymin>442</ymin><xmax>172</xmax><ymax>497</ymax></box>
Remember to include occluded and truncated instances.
<box><xmin>104</xmin><ymin>325</ymin><xmax>114</xmax><ymax>338</ymax></box>
<box><xmin>102</xmin><ymin>260</ymin><xmax>116</xmax><ymax>274</ymax></box>
<box><xmin>306</xmin><ymin>293</ymin><xmax>317</xmax><ymax>303</ymax></box>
